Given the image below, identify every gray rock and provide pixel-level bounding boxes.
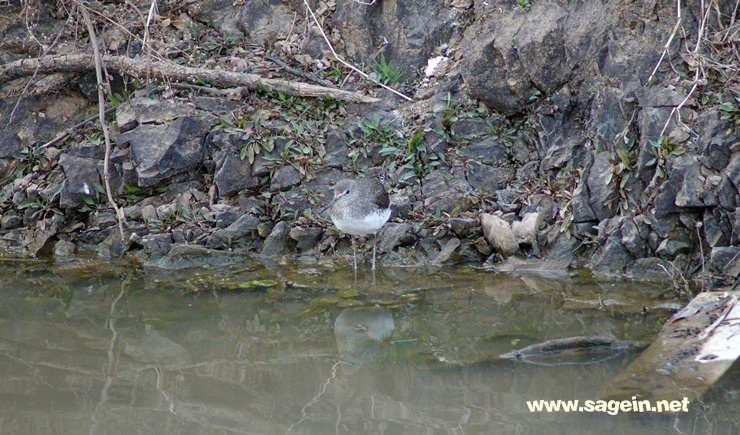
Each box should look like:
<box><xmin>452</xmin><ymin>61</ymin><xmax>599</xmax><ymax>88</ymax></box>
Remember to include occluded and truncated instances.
<box><xmin>214</xmin><ymin>211</ymin><xmax>240</xmax><ymax>229</ymax></box>
<box><xmin>448</xmin><ymin>217</ymin><xmax>479</xmax><ymax>238</ymax></box>
<box><xmin>571</xmin><ymin>181</ymin><xmax>597</xmax><ymax>223</ymax></box>
<box><xmin>698</xmin><ymin>109</ymin><xmax>734</xmax><ymax>171</ymax></box>
<box><xmin>523</xmin><ymin>194</ymin><xmax>557</xmax><ymax>223</ymax></box>
<box><xmin>208</xmin><ymin>131</ymin><xmax>260</xmax><ymax>197</ymax></box>
<box><xmin>260</xmin><ymin>220</ymin><xmax>291</xmax><ymax>257</ymax></box>
<box><xmin>461</xmin><ymin>139</ymin><xmax>509</xmax><ymax>164</ymax></box>
<box><xmin>206</xmin><ymin>214</ymin><xmax>261</xmax><ymax>249</ymax></box>
<box><xmin>269</xmin><ymin>165</ymin><xmax>301</xmax><ymax>192</ymax></box>
<box><xmin>451</xmin><ymin>118</ymin><xmax>488</xmax><ymax>140</ymax></box>
<box><xmin>674</xmin><ymin>154</ymin><xmax>705</xmax><ymax>208</ymax></box>
<box><xmin>378</xmin><ymin>223</ymin><xmax>418</xmax><ymax>254</ymax></box>
<box><xmin>466</xmin><ymin>164</ymin><xmax>514</xmax><ymax>195</ymax></box>
<box><xmin>215</xmin><ymin>154</ymin><xmax>258</xmax><ymax>197</ymax></box>
<box><xmin>626</xmin><ymin>257</ymin><xmax>675</xmax><ymax>279</ymax></box>
<box><xmin>120</xmin><ymin>116</ymin><xmax>210</xmax><ymax>187</ymax></box>
<box><xmin>189</xmin><ymin>0</ymin><xmax>297</xmax><ymax>42</ymax></box>
<box><xmin>588</xmin><ymin>224</ymin><xmax>632</xmax><ymax>275</ymax></box>
<box><xmin>653</xmin><ymin>154</ymin><xmax>704</xmax><ymax>217</ymax></box>
<box><xmin>140</xmin><ymin>233</ymin><xmax>174</xmax><ymax>258</ymax></box>
<box><xmin>92</xmin><ymin>211</ymin><xmax>118</xmax><ymax>229</ymax></box>
<box><xmin>115</xmin><ymin>98</ymin><xmax>195</xmax><ymax>133</ymax></box>
<box><xmin>1</xmin><ymin>214</ymin><xmax>22</xmax><ymax>230</ymax></box>
<box><xmin>710</xmin><ymin>246</ymin><xmax>740</xmax><ymax>276</ymax></box>
<box><xmin>717</xmin><ymin>176</ymin><xmax>737</xmax><ymax>211</ymax></box>
<box><xmin>586</xmin><ymin>152</ymin><xmax>617</xmax><ymax>221</ymax></box>
<box><xmin>655</xmin><ymin>238</ymin><xmax>691</xmax><ymax>259</ymax></box>
<box><xmin>58</xmin><ymin>154</ymin><xmax>101</xmax><ymax>209</ymax></box>
<box><xmin>53</xmin><ymin>239</ymin><xmax>77</xmax><ymax>260</ymax></box>
<box><xmin>496</xmin><ymin>189</ymin><xmax>521</xmax><ymax>213</ymax></box>
<box><xmin>421</xmin><ymin>167</ymin><xmax>472</xmax><ymax>213</ymax></box>
<box><xmin>432</xmin><ymin>238</ymin><xmax>462</xmax><ymax>264</ymax></box>
<box><xmin>289</xmin><ymin>226</ymin><xmax>324</xmax><ymax>253</ymax></box>
<box><xmin>703</xmin><ymin>208</ymin><xmax>729</xmax><ymax>248</ymax></box>
<box><xmin>619</xmin><ymin>218</ymin><xmax>644</xmax><ymax>257</ymax></box>
<box><xmin>0</xmin><ymin>131</ymin><xmax>22</xmax><ymax>158</ymax></box>
<box><xmin>144</xmin><ymin>244</ymin><xmax>251</xmax><ymax>269</ymax></box>
<box><xmin>325</xmin><ymin>128</ymin><xmax>350</xmax><ymax>168</ymax></box>
<box><xmin>331</xmin><ymin>0</ymin><xmax>453</xmax><ymax>83</ymax></box>
<box><xmin>650</xmin><ymin>214</ymin><xmax>680</xmax><ymax>239</ymax></box>
<box><xmin>702</xmin><ymin>175</ymin><xmax>722</xmax><ymax>207</ymax></box>
<box><xmin>141</xmin><ymin>205</ymin><xmax>158</xmax><ymax>222</ymax></box>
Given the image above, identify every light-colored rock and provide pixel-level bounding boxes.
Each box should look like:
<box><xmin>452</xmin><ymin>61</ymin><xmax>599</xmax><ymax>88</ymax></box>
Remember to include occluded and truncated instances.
<box><xmin>481</xmin><ymin>213</ymin><xmax>518</xmax><ymax>256</ymax></box>
<box><xmin>511</xmin><ymin>212</ymin><xmax>543</xmax><ymax>246</ymax></box>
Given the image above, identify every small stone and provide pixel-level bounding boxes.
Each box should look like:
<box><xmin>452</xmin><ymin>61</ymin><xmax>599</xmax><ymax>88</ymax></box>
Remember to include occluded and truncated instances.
<box><xmin>54</xmin><ymin>240</ymin><xmax>76</xmax><ymax>259</ymax></box>
<box><xmin>448</xmin><ymin>217</ymin><xmax>479</xmax><ymax>238</ymax></box>
<box><xmin>141</xmin><ymin>205</ymin><xmax>158</xmax><ymax>221</ymax></box>
<box><xmin>289</xmin><ymin>226</ymin><xmax>324</xmax><ymax>252</ymax></box>
<box><xmin>1</xmin><ymin>214</ymin><xmax>22</xmax><ymax>230</ymax></box>
<box><xmin>261</xmin><ymin>221</ymin><xmax>291</xmax><ymax>257</ymax></box>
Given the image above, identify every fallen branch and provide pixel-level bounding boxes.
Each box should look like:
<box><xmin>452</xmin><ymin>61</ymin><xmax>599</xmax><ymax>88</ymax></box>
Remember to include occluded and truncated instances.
<box><xmin>0</xmin><ymin>53</ymin><xmax>381</xmax><ymax>104</ymax></box>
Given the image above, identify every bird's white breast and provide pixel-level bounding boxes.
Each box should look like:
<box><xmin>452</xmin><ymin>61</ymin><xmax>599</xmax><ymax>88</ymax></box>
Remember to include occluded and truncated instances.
<box><xmin>333</xmin><ymin>207</ymin><xmax>391</xmax><ymax>236</ymax></box>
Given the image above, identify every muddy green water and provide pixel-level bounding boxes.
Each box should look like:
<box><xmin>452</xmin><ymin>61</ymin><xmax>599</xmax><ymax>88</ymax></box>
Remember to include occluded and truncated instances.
<box><xmin>0</xmin><ymin>256</ymin><xmax>737</xmax><ymax>434</ymax></box>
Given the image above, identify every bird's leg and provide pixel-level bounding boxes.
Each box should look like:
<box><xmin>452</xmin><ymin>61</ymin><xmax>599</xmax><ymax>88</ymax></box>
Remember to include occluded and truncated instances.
<box><xmin>372</xmin><ymin>233</ymin><xmax>378</xmax><ymax>271</ymax></box>
<box><xmin>352</xmin><ymin>236</ymin><xmax>358</xmax><ymax>270</ymax></box>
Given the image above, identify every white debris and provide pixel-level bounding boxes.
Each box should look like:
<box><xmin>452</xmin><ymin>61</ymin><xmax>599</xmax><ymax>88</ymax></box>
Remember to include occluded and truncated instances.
<box><xmin>425</xmin><ymin>56</ymin><xmax>449</xmax><ymax>77</ymax></box>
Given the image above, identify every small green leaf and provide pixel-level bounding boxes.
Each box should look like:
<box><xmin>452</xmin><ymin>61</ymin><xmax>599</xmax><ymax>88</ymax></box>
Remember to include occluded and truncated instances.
<box><xmin>92</xmin><ymin>182</ymin><xmax>106</xmax><ymax>194</ymax></box>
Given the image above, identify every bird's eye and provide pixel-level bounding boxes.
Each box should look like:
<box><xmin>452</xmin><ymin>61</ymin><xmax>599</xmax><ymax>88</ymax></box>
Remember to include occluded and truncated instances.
<box><xmin>344</xmin><ymin>189</ymin><xmax>351</xmax><ymax>195</ymax></box>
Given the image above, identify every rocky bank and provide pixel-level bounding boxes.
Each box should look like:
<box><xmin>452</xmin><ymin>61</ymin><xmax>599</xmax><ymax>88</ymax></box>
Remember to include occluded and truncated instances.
<box><xmin>0</xmin><ymin>0</ymin><xmax>739</xmax><ymax>287</ymax></box>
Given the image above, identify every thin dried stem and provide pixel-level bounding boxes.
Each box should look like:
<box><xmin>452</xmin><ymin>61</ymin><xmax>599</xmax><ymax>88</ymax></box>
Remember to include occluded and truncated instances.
<box><xmin>301</xmin><ymin>0</ymin><xmax>412</xmax><ymax>101</ymax></box>
<box><xmin>78</xmin><ymin>2</ymin><xmax>126</xmax><ymax>241</ymax></box>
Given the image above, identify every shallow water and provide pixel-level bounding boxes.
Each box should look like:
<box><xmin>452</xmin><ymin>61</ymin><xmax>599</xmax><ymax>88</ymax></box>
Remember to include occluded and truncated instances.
<box><xmin>0</xmin><ymin>256</ymin><xmax>738</xmax><ymax>434</ymax></box>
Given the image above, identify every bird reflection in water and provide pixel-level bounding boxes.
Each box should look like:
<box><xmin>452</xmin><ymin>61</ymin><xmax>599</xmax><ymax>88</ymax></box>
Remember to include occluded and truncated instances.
<box><xmin>334</xmin><ymin>307</ymin><xmax>395</xmax><ymax>370</ymax></box>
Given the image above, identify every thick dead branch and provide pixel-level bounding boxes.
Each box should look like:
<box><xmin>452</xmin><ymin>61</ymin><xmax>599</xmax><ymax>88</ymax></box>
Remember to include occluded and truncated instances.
<box><xmin>0</xmin><ymin>54</ymin><xmax>381</xmax><ymax>104</ymax></box>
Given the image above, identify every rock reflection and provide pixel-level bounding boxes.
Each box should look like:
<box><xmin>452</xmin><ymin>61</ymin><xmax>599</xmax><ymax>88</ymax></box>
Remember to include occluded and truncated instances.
<box><xmin>334</xmin><ymin>307</ymin><xmax>395</xmax><ymax>367</ymax></box>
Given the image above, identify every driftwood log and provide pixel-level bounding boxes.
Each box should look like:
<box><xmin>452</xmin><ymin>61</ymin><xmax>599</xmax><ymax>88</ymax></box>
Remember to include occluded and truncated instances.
<box><xmin>0</xmin><ymin>54</ymin><xmax>380</xmax><ymax>104</ymax></box>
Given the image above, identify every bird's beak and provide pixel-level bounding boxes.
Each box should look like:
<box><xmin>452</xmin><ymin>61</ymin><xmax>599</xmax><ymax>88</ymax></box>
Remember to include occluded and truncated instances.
<box><xmin>320</xmin><ymin>196</ymin><xmax>338</xmax><ymax>214</ymax></box>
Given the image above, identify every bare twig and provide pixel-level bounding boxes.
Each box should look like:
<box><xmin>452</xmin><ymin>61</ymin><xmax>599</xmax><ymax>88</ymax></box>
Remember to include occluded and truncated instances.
<box><xmin>268</xmin><ymin>55</ymin><xmax>335</xmax><ymax>87</ymax></box>
<box><xmin>647</xmin><ymin>0</ymin><xmax>682</xmax><ymax>85</ymax></box>
<box><xmin>79</xmin><ymin>3</ymin><xmax>126</xmax><ymax>241</ymax></box>
<box><xmin>38</xmin><ymin>106</ymin><xmax>116</xmax><ymax>150</ymax></box>
<box><xmin>301</xmin><ymin>0</ymin><xmax>413</xmax><ymax>101</ymax></box>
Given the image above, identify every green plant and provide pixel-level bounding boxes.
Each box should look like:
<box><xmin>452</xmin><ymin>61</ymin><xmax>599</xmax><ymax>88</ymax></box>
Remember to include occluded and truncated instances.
<box><xmin>14</xmin><ymin>145</ymin><xmax>50</xmax><ymax>175</ymax></box>
<box><xmin>486</xmin><ymin>117</ymin><xmax>518</xmax><ymax>162</ymax></box>
<box><xmin>78</xmin><ymin>181</ymin><xmax>108</xmax><ymax>212</ymax></box>
<box><xmin>357</xmin><ymin>113</ymin><xmax>399</xmax><ymax>144</ymax></box>
<box><xmin>241</xmin><ymin>118</ymin><xmax>276</xmax><ymax>164</ymax></box>
<box><xmin>646</xmin><ymin>136</ymin><xmax>685</xmax><ymax>179</ymax></box>
<box><xmin>324</xmin><ymin>60</ymin><xmax>345</xmax><ymax>83</ymax></box>
<box><xmin>719</xmin><ymin>96</ymin><xmax>740</xmax><ymax>123</ymax></box>
<box><xmin>380</xmin><ymin>126</ymin><xmax>440</xmax><ymax>182</ymax></box>
<box><xmin>516</xmin><ymin>0</ymin><xmax>531</xmax><ymax>11</ymax></box>
<box><xmin>123</xmin><ymin>184</ymin><xmax>168</xmax><ymax>203</ymax></box>
<box><xmin>604</xmin><ymin>137</ymin><xmax>638</xmax><ymax>211</ymax></box>
<box><xmin>107</xmin><ymin>76</ymin><xmax>135</xmax><ymax>107</ymax></box>
<box><xmin>373</xmin><ymin>54</ymin><xmax>404</xmax><ymax>85</ymax></box>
